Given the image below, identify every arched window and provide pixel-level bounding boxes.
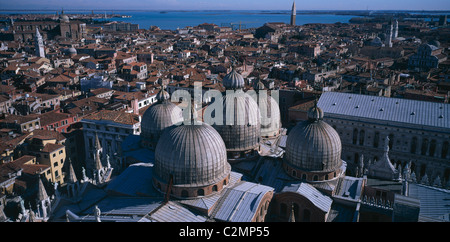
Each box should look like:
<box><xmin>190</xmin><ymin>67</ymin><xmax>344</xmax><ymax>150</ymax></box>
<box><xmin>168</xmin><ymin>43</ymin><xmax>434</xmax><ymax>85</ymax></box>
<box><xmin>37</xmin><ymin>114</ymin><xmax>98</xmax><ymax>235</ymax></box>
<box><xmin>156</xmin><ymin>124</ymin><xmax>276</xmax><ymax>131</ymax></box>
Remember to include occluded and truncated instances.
<box><xmin>429</xmin><ymin>140</ymin><xmax>437</xmax><ymax>157</ymax></box>
<box><xmin>313</xmin><ymin>175</ymin><xmax>318</xmax><ymax>181</ymax></box>
<box><xmin>292</xmin><ymin>170</ymin><xmax>297</xmax><ymax>177</ymax></box>
<box><xmin>374</xmin><ymin>132</ymin><xmax>380</xmax><ymax>148</ymax></box>
<box><xmin>301</xmin><ymin>174</ymin><xmax>307</xmax><ymax>180</ymax></box>
<box><xmin>197</xmin><ymin>189</ymin><xmax>204</xmax><ymax>196</ymax></box>
<box><xmin>303</xmin><ymin>209</ymin><xmax>311</xmax><ymax>222</ymax></box>
<box><xmin>388</xmin><ymin>134</ymin><xmax>394</xmax><ymax>150</ymax></box>
<box><xmin>293</xmin><ymin>203</ymin><xmax>299</xmax><ymax>221</ymax></box>
<box><xmin>411</xmin><ymin>137</ymin><xmax>417</xmax><ymax>154</ymax></box>
<box><xmin>353</xmin><ymin>128</ymin><xmax>358</xmax><ymax>145</ymax></box>
<box><xmin>359</xmin><ymin>130</ymin><xmax>365</xmax><ymax>145</ymax></box>
<box><xmin>212</xmin><ymin>185</ymin><xmax>218</xmax><ymax>192</ymax></box>
<box><xmin>421</xmin><ymin>139</ymin><xmax>429</xmax><ymax>155</ymax></box>
<box><xmin>325</xmin><ymin>174</ymin><xmax>329</xmax><ymax>180</ymax></box>
<box><xmin>442</xmin><ymin>141</ymin><xmax>449</xmax><ymax>159</ymax></box>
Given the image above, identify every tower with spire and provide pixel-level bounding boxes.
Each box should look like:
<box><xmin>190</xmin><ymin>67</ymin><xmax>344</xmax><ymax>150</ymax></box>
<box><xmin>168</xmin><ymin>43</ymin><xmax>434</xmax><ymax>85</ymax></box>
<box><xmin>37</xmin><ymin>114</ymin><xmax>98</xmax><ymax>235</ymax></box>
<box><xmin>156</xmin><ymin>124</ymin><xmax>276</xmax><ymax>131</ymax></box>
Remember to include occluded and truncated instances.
<box><xmin>393</xmin><ymin>19</ymin><xmax>399</xmax><ymax>39</ymax></box>
<box><xmin>34</xmin><ymin>28</ymin><xmax>45</xmax><ymax>58</ymax></box>
<box><xmin>290</xmin><ymin>1</ymin><xmax>296</xmax><ymax>26</ymax></box>
<box><xmin>385</xmin><ymin>20</ymin><xmax>393</xmax><ymax>48</ymax></box>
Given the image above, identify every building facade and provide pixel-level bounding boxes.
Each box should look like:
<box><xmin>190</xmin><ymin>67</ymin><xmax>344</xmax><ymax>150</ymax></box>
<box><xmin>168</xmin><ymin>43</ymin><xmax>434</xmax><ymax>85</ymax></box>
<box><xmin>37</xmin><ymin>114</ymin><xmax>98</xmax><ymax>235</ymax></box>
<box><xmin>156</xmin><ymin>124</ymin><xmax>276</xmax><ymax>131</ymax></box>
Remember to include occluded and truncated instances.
<box><xmin>317</xmin><ymin>92</ymin><xmax>450</xmax><ymax>184</ymax></box>
<box><xmin>81</xmin><ymin>110</ymin><xmax>141</xmax><ymax>175</ymax></box>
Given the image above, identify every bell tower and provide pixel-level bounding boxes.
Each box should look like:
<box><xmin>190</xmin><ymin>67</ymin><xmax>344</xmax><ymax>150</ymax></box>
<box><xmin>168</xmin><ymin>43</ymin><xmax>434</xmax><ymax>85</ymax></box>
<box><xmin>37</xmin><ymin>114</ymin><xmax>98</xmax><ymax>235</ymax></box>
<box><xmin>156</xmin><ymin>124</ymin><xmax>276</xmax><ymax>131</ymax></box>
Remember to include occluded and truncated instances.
<box><xmin>290</xmin><ymin>1</ymin><xmax>296</xmax><ymax>26</ymax></box>
<box><xmin>34</xmin><ymin>28</ymin><xmax>45</xmax><ymax>58</ymax></box>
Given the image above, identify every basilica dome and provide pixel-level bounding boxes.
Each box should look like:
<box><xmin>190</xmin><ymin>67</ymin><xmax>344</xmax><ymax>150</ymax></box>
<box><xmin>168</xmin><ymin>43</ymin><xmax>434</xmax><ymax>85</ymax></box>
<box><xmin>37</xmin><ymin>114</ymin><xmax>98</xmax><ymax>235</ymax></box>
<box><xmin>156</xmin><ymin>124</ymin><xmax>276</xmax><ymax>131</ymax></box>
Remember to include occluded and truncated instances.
<box><xmin>284</xmin><ymin>104</ymin><xmax>342</xmax><ymax>174</ymax></box>
<box><xmin>153</xmin><ymin>118</ymin><xmax>231</xmax><ymax>198</ymax></box>
<box><xmin>213</xmin><ymin>88</ymin><xmax>261</xmax><ymax>161</ymax></box>
<box><xmin>140</xmin><ymin>88</ymin><xmax>183</xmax><ymax>149</ymax></box>
<box><xmin>254</xmin><ymin>80</ymin><xmax>281</xmax><ymax>138</ymax></box>
<box><xmin>222</xmin><ymin>68</ymin><xmax>245</xmax><ymax>89</ymax></box>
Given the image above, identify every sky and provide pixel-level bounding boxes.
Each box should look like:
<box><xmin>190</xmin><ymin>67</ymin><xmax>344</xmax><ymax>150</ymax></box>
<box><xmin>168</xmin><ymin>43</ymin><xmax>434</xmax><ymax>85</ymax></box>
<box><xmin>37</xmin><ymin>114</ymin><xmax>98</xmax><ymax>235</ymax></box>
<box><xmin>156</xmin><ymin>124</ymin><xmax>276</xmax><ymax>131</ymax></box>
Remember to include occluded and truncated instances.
<box><xmin>0</xmin><ymin>0</ymin><xmax>449</xmax><ymax>11</ymax></box>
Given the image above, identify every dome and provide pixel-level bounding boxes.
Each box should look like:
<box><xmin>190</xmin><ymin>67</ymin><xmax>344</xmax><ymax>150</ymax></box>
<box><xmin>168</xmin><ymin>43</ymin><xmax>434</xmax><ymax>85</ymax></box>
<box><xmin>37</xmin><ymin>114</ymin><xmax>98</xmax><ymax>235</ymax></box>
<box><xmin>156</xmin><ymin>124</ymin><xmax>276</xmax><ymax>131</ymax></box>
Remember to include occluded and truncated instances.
<box><xmin>140</xmin><ymin>89</ymin><xmax>183</xmax><ymax>149</ymax></box>
<box><xmin>255</xmin><ymin>88</ymin><xmax>281</xmax><ymax>138</ymax></box>
<box><xmin>259</xmin><ymin>95</ymin><xmax>281</xmax><ymax>138</ymax></box>
<box><xmin>284</xmin><ymin>106</ymin><xmax>342</xmax><ymax>173</ymax></box>
<box><xmin>154</xmin><ymin>122</ymin><xmax>231</xmax><ymax>191</ymax></box>
<box><xmin>66</xmin><ymin>47</ymin><xmax>77</xmax><ymax>55</ymax></box>
<box><xmin>212</xmin><ymin>89</ymin><xmax>261</xmax><ymax>159</ymax></box>
<box><xmin>60</xmin><ymin>14</ymin><xmax>69</xmax><ymax>23</ymax></box>
<box><xmin>223</xmin><ymin>68</ymin><xmax>245</xmax><ymax>89</ymax></box>
<box><xmin>428</xmin><ymin>40</ymin><xmax>440</xmax><ymax>48</ymax></box>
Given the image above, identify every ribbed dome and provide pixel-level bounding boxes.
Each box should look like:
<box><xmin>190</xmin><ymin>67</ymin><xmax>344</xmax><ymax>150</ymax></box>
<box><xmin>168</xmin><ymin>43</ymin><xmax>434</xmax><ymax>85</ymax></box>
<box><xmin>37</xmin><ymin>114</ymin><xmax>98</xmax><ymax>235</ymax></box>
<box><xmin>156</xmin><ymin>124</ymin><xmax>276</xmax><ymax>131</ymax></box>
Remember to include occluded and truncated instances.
<box><xmin>66</xmin><ymin>47</ymin><xmax>77</xmax><ymax>55</ymax></box>
<box><xmin>223</xmin><ymin>69</ymin><xmax>245</xmax><ymax>89</ymax></box>
<box><xmin>213</xmin><ymin>89</ymin><xmax>261</xmax><ymax>152</ymax></box>
<box><xmin>284</xmin><ymin>106</ymin><xmax>342</xmax><ymax>172</ymax></box>
<box><xmin>156</xmin><ymin>88</ymin><xmax>170</xmax><ymax>102</ymax></box>
<box><xmin>154</xmin><ymin>122</ymin><xmax>231</xmax><ymax>187</ymax></box>
<box><xmin>141</xmin><ymin>95</ymin><xmax>183</xmax><ymax>148</ymax></box>
<box><xmin>259</xmin><ymin>94</ymin><xmax>281</xmax><ymax>138</ymax></box>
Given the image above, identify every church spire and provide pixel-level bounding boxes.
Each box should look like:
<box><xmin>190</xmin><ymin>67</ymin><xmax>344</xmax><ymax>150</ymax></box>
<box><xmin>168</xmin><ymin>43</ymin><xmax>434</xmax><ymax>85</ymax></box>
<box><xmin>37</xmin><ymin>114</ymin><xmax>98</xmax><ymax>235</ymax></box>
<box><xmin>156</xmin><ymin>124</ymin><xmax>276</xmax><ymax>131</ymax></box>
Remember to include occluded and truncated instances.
<box><xmin>67</xmin><ymin>158</ymin><xmax>78</xmax><ymax>184</ymax></box>
<box><xmin>290</xmin><ymin>1</ymin><xmax>296</xmax><ymax>26</ymax></box>
<box><xmin>34</xmin><ymin>27</ymin><xmax>45</xmax><ymax>58</ymax></box>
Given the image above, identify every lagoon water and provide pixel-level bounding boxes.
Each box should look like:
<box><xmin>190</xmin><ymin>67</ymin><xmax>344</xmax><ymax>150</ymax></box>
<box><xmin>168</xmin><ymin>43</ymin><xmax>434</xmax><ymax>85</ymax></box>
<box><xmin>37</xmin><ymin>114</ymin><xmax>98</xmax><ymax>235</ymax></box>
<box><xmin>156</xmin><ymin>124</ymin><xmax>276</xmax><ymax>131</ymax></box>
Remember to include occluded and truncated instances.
<box><xmin>104</xmin><ymin>10</ymin><xmax>358</xmax><ymax>30</ymax></box>
<box><xmin>0</xmin><ymin>10</ymin><xmax>360</xmax><ymax>30</ymax></box>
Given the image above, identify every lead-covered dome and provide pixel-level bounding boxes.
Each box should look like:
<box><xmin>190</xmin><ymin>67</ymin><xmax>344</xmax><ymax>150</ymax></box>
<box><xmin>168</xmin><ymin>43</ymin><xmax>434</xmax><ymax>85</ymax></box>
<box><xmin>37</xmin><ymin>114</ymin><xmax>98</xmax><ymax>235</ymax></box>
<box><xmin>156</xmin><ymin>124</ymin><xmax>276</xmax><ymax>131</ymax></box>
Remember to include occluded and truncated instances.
<box><xmin>153</xmin><ymin>120</ymin><xmax>231</xmax><ymax>198</ymax></box>
<box><xmin>254</xmin><ymin>80</ymin><xmax>281</xmax><ymax>138</ymax></box>
<box><xmin>284</xmin><ymin>105</ymin><xmax>342</xmax><ymax>173</ymax></box>
<box><xmin>222</xmin><ymin>68</ymin><xmax>245</xmax><ymax>89</ymax></box>
<box><xmin>212</xmin><ymin>89</ymin><xmax>261</xmax><ymax>161</ymax></box>
<box><xmin>141</xmin><ymin>88</ymin><xmax>183</xmax><ymax>149</ymax></box>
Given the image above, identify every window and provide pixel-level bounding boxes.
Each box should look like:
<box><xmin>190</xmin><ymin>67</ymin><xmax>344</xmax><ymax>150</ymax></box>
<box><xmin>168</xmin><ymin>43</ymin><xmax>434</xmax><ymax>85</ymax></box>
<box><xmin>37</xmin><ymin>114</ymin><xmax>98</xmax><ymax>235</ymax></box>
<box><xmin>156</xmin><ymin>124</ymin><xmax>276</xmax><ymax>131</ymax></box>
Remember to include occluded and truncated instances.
<box><xmin>52</xmin><ymin>153</ymin><xmax>56</xmax><ymax>158</ymax></box>
<box><xmin>429</xmin><ymin>140</ymin><xmax>437</xmax><ymax>157</ymax></box>
<box><xmin>313</xmin><ymin>175</ymin><xmax>318</xmax><ymax>181</ymax></box>
<box><xmin>197</xmin><ymin>189</ymin><xmax>204</xmax><ymax>196</ymax></box>
<box><xmin>411</xmin><ymin>137</ymin><xmax>418</xmax><ymax>154</ymax></box>
<box><xmin>303</xmin><ymin>209</ymin><xmax>311</xmax><ymax>222</ymax></box>
<box><xmin>53</xmin><ymin>162</ymin><xmax>58</xmax><ymax>167</ymax></box>
<box><xmin>421</xmin><ymin>139</ymin><xmax>429</xmax><ymax>155</ymax></box>
<box><xmin>442</xmin><ymin>141</ymin><xmax>449</xmax><ymax>159</ymax></box>
<box><xmin>374</xmin><ymin>132</ymin><xmax>380</xmax><ymax>148</ymax></box>
<box><xmin>212</xmin><ymin>185</ymin><xmax>218</xmax><ymax>192</ymax></box>
<box><xmin>352</xmin><ymin>128</ymin><xmax>358</xmax><ymax>145</ymax></box>
<box><xmin>359</xmin><ymin>130</ymin><xmax>365</xmax><ymax>145</ymax></box>
<box><xmin>388</xmin><ymin>134</ymin><xmax>394</xmax><ymax>150</ymax></box>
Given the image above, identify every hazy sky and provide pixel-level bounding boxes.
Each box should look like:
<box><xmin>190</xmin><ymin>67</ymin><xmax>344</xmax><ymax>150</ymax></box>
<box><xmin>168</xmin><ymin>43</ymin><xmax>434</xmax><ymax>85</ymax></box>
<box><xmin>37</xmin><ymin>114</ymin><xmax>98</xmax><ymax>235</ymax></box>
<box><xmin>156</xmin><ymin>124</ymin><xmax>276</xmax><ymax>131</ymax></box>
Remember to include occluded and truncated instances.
<box><xmin>1</xmin><ymin>0</ymin><xmax>449</xmax><ymax>11</ymax></box>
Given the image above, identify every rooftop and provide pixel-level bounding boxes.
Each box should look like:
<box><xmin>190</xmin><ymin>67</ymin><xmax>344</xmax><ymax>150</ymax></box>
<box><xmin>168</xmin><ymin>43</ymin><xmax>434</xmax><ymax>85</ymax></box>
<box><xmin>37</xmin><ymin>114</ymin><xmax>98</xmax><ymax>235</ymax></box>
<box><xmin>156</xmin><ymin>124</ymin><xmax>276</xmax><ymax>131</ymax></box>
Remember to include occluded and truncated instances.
<box><xmin>318</xmin><ymin>92</ymin><xmax>450</xmax><ymax>130</ymax></box>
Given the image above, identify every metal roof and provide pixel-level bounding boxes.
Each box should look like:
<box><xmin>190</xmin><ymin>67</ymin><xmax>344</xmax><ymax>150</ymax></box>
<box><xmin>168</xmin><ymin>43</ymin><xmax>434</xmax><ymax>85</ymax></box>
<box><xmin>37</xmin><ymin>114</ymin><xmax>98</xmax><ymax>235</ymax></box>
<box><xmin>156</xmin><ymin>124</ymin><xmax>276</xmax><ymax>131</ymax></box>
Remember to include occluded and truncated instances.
<box><xmin>85</xmin><ymin>196</ymin><xmax>162</xmax><ymax>217</ymax></box>
<box><xmin>212</xmin><ymin>181</ymin><xmax>274</xmax><ymax>222</ymax></box>
<box><xmin>105</xmin><ymin>163</ymin><xmax>161</xmax><ymax>197</ymax></box>
<box><xmin>281</xmin><ymin>182</ymin><xmax>333</xmax><ymax>213</ymax></box>
<box><xmin>148</xmin><ymin>201</ymin><xmax>208</xmax><ymax>222</ymax></box>
<box><xmin>318</xmin><ymin>92</ymin><xmax>450</xmax><ymax>130</ymax></box>
<box><xmin>334</xmin><ymin>176</ymin><xmax>364</xmax><ymax>201</ymax></box>
<box><xmin>408</xmin><ymin>183</ymin><xmax>450</xmax><ymax>221</ymax></box>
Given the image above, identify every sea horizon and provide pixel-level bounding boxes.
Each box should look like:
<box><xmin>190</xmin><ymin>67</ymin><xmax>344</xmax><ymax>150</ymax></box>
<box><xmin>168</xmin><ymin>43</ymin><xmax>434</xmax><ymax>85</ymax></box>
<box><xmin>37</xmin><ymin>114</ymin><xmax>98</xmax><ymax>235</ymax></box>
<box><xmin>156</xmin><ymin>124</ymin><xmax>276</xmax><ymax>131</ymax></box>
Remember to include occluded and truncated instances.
<box><xmin>1</xmin><ymin>9</ymin><xmax>449</xmax><ymax>30</ymax></box>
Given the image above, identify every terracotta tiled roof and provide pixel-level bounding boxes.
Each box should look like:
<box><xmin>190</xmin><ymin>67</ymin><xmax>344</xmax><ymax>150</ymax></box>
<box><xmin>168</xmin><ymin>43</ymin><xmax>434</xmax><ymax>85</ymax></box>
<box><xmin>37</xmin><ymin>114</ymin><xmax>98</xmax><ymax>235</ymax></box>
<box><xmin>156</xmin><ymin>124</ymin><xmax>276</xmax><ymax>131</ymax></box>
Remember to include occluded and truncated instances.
<box><xmin>41</xmin><ymin>143</ymin><xmax>64</xmax><ymax>153</ymax></box>
<box><xmin>82</xmin><ymin>109</ymin><xmax>140</xmax><ymax>125</ymax></box>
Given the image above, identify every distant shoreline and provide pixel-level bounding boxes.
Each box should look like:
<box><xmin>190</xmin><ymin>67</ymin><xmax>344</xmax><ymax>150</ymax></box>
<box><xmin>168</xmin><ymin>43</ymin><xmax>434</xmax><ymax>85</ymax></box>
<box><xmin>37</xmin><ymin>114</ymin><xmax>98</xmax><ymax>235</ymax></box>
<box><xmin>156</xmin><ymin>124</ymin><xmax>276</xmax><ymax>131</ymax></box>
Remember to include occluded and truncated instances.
<box><xmin>1</xmin><ymin>9</ymin><xmax>449</xmax><ymax>13</ymax></box>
